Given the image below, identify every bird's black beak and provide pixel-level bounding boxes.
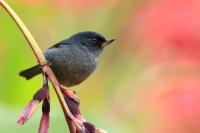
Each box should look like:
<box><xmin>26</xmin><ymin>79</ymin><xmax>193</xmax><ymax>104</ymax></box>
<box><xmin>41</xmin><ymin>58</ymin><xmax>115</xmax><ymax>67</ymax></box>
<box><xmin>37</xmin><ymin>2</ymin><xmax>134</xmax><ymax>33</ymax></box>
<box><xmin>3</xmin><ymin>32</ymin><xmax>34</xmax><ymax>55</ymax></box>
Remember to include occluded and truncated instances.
<box><xmin>101</xmin><ymin>39</ymin><xmax>115</xmax><ymax>48</ymax></box>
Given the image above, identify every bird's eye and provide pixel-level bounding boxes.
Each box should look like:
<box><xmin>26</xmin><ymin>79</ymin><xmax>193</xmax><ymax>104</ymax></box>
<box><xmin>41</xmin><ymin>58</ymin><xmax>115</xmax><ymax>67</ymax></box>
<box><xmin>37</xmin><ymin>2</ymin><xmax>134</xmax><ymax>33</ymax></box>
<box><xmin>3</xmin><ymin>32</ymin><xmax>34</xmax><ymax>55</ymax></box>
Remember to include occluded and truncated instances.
<box><xmin>88</xmin><ymin>38</ymin><xmax>97</xmax><ymax>42</ymax></box>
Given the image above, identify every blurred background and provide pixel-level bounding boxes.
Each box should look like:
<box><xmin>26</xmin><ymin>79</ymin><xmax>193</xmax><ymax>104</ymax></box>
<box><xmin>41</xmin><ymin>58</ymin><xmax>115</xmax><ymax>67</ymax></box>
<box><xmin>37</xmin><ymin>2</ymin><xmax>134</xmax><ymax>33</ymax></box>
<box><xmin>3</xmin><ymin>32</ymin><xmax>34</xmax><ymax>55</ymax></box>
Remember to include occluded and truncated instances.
<box><xmin>1</xmin><ymin>0</ymin><xmax>200</xmax><ymax>132</ymax></box>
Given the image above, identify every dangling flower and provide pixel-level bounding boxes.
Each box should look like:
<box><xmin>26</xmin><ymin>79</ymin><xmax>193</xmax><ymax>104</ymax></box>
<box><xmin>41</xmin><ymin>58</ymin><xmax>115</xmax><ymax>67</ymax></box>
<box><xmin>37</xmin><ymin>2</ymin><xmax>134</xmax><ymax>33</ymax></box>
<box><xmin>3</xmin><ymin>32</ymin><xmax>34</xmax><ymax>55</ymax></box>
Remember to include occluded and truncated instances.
<box><xmin>17</xmin><ymin>100</ymin><xmax>39</xmax><ymax>125</ymax></box>
<box><xmin>17</xmin><ymin>84</ymin><xmax>49</xmax><ymax>125</ymax></box>
<box><xmin>39</xmin><ymin>99</ymin><xmax>50</xmax><ymax>133</ymax></box>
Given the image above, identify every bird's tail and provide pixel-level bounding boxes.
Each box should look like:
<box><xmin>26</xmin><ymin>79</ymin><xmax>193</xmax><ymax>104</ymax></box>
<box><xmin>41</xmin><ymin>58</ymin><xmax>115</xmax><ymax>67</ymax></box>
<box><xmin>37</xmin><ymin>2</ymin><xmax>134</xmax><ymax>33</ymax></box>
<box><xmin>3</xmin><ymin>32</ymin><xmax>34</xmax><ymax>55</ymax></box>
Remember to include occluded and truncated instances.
<box><xmin>19</xmin><ymin>64</ymin><xmax>42</xmax><ymax>80</ymax></box>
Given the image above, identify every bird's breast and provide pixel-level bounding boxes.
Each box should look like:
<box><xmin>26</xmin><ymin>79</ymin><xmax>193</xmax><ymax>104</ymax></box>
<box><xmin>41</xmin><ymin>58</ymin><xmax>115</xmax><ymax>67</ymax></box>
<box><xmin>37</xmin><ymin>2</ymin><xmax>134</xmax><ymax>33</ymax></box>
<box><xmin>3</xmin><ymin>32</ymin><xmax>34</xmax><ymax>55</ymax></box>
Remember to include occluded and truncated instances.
<box><xmin>44</xmin><ymin>46</ymin><xmax>97</xmax><ymax>87</ymax></box>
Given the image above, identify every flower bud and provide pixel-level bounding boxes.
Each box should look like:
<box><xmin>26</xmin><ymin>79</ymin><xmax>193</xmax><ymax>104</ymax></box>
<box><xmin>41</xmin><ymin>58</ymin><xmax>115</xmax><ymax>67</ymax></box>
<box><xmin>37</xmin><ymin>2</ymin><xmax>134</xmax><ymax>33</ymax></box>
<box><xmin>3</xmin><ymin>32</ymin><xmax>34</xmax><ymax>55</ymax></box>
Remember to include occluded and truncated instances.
<box><xmin>63</xmin><ymin>92</ymin><xmax>80</xmax><ymax>117</ymax></box>
<box><xmin>83</xmin><ymin>122</ymin><xmax>96</xmax><ymax>133</ymax></box>
<box><xmin>17</xmin><ymin>100</ymin><xmax>39</xmax><ymax>125</ymax></box>
<box><xmin>39</xmin><ymin>99</ymin><xmax>50</xmax><ymax>133</ymax></box>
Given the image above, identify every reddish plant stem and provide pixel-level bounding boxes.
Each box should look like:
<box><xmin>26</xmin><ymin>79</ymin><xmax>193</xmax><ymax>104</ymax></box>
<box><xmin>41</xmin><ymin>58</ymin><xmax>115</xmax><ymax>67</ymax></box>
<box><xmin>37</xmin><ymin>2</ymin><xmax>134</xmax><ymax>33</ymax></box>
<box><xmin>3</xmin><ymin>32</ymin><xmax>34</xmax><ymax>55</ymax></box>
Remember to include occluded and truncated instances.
<box><xmin>0</xmin><ymin>0</ymin><xmax>75</xmax><ymax>132</ymax></box>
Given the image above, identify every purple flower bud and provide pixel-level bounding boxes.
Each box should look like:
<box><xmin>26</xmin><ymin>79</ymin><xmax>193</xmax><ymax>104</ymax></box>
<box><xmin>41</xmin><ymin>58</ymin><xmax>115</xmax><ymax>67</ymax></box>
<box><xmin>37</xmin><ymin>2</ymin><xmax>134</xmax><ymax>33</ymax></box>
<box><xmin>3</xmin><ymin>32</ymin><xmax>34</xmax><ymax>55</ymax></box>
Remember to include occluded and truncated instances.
<box><xmin>63</xmin><ymin>92</ymin><xmax>80</xmax><ymax>117</ymax></box>
<box><xmin>17</xmin><ymin>100</ymin><xmax>39</xmax><ymax>125</ymax></box>
<box><xmin>42</xmin><ymin>99</ymin><xmax>50</xmax><ymax>114</ymax></box>
<box><xmin>33</xmin><ymin>85</ymin><xmax>49</xmax><ymax>101</ymax></box>
<box><xmin>83</xmin><ymin>122</ymin><xmax>96</xmax><ymax>133</ymax></box>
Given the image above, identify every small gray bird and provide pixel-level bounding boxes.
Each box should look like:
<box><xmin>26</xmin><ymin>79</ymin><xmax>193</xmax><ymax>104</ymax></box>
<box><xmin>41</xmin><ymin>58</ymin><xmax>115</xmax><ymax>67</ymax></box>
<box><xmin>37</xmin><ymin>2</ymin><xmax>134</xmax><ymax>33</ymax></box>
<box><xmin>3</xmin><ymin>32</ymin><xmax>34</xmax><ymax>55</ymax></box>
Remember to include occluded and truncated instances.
<box><xmin>20</xmin><ymin>31</ymin><xmax>115</xmax><ymax>88</ymax></box>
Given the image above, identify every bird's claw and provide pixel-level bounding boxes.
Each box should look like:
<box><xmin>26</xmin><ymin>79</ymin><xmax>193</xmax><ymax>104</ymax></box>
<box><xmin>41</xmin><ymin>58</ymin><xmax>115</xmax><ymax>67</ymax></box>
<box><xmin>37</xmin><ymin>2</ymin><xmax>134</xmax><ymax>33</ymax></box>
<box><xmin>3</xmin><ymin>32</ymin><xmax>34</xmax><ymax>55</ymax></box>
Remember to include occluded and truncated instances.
<box><xmin>40</xmin><ymin>61</ymin><xmax>51</xmax><ymax>68</ymax></box>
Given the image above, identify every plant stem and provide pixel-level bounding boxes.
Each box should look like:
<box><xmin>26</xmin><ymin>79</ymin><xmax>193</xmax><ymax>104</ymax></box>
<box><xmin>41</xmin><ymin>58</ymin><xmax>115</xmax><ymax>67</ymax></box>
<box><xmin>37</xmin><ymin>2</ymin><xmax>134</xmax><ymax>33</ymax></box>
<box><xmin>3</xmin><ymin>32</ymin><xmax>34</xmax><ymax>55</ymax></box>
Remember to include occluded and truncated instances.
<box><xmin>0</xmin><ymin>0</ymin><xmax>75</xmax><ymax>132</ymax></box>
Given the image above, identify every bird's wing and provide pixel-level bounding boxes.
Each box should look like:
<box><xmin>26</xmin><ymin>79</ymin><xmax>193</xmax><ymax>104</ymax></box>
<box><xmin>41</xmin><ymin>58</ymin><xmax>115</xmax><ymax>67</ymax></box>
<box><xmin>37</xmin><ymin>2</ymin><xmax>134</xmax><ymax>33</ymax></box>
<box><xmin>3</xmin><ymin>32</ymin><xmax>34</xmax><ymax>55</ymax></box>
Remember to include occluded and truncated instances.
<box><xmin>48</xmin><ymin>39</ymin><xmax>71</xmax><ymax>49</ymax></box>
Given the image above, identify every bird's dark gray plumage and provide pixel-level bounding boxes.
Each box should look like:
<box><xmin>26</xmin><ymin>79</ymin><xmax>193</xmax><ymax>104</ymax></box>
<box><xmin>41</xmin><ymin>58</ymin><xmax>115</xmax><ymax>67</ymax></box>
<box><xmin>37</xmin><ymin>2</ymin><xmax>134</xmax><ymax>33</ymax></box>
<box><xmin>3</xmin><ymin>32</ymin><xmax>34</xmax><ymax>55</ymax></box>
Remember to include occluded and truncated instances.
<box><xmin>20</xmin><ymin>31</ymin><xmax>114</xmax><ymax>87</ymax></box>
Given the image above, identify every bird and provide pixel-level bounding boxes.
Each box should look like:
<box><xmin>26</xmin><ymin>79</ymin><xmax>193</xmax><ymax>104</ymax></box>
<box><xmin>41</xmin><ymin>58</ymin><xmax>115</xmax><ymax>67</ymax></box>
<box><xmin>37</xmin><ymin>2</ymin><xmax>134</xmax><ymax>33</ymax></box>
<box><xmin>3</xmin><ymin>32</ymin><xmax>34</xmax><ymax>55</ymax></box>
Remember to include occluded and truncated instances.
<box><xmin>19</xmin><ymin>31</ymin><xmax>115</xmax><ymax>99</ymax></box>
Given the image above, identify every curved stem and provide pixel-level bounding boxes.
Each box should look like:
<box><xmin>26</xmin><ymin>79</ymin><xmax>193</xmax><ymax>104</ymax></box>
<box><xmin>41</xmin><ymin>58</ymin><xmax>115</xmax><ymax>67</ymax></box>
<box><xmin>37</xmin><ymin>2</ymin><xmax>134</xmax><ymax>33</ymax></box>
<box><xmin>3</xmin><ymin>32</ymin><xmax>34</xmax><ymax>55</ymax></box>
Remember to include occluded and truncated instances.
<box><xmin>0</xmin><ymin>0</ymin><xmax>75</xmax><ymax>132</ymax></box>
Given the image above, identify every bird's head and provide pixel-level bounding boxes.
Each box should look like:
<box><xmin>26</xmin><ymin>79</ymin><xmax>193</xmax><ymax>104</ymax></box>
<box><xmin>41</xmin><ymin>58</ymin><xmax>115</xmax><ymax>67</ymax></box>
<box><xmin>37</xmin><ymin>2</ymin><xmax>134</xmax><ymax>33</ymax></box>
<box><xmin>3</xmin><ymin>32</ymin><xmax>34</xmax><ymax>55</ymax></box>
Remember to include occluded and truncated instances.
<box><xmin>68</xmin><ymin>31</ymin><xmax>115</xmax><ymax>53</ymax></box>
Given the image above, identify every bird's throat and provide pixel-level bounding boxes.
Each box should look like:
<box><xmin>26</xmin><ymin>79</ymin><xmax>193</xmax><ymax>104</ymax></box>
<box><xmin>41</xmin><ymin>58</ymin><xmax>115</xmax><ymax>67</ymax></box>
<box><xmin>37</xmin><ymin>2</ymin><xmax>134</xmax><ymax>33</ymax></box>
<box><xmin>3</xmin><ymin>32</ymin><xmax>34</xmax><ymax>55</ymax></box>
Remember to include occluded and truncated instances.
<box><xmin>87</xmin><ymin>46</ymin><xmax>102</xmax><ymax>57</ymax></box>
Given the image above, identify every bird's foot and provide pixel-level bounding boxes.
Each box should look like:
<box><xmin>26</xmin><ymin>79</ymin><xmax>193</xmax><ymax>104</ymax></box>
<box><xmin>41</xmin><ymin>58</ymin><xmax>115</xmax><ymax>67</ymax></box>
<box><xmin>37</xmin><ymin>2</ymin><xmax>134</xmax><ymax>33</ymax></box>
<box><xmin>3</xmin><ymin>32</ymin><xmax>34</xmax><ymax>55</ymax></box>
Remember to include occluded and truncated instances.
<box><xmin>40</xmin><ymin>61</ymin><xmax>51</xmax><ymax>68</ymax></box>
<box><xmin>60</xmin><ymin>85</ymin><xmax>79</xmax><ymax>103</ymax></box>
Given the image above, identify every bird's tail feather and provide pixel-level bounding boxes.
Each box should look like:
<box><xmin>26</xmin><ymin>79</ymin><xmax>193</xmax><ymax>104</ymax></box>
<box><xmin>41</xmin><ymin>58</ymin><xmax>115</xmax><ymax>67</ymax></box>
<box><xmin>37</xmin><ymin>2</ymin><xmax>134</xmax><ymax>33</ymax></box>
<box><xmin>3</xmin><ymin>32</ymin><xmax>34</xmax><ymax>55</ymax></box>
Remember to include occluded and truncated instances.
<box><xmin>19</xmin><ymin>64</ymin><xmax>42</xmax><ymax>80</ymax></box>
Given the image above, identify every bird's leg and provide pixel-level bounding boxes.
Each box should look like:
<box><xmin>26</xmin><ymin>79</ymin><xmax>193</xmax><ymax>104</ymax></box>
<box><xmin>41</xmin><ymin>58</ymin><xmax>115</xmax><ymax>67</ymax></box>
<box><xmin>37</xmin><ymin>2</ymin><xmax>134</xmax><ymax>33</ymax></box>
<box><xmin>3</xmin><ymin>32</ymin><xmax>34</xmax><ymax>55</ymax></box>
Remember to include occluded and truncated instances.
<box><xmin>60</xmin><ymin>84</ymin><xmax>79</xmax><ymax>103</ymax></box>
<box><xmin>43</xmin><ymin>73</ymin><xmax>48</xmax><ymax>86</ymax></box>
